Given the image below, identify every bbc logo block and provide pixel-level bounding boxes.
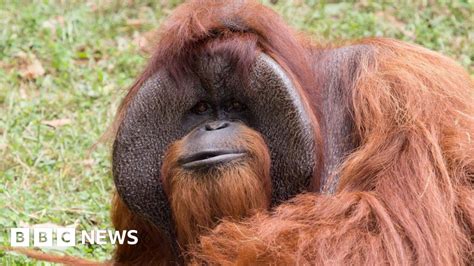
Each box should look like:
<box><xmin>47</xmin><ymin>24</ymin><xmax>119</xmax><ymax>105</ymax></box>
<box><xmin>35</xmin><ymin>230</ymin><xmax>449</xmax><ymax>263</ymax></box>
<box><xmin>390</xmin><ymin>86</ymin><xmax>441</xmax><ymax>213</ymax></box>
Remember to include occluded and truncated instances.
<box><xmin>11</xmin><ymin>227</ymin><xmax>76</xmax><ymax>247</ymax></box>
<box><xmin>10</xmin><ymin>228</ymin><xmax>138</xmax><ymax>247</ymax></box>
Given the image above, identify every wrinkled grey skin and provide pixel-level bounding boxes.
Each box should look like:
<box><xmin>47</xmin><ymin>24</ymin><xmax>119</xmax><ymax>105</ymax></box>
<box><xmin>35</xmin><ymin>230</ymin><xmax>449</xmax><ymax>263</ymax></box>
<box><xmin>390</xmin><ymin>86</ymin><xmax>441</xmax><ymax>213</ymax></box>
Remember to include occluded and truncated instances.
<box><xmin>112</xmin><ymin>53</ymin><xmax>316</xmax><ymax>238</ymax></box>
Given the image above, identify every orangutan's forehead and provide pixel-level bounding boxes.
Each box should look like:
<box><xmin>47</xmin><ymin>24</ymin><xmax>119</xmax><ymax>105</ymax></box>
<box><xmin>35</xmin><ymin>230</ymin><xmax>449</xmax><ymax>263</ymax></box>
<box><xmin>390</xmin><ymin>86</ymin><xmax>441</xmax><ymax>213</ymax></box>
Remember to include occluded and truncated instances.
<box><xmin>191</xmin><ymin>53</ymin><xmax>256</xmax><ymax>99</ymax></box>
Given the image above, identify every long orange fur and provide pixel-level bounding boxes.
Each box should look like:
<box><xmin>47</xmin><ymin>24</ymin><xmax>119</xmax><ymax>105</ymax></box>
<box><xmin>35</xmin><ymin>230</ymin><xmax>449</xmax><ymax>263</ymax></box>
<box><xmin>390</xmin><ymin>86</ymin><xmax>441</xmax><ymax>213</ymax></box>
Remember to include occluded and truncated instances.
<box><xmin>161</xmin><ymin>125</ymin><xmax>271</xmax><ymax>249</ymax></box>
<box><xmin>113</xmin><ymin>0</ymin><xmax>472</xmax><ymax>264</ymax></box>
<box><xmin>117</xmin><ymin>1</ymin><xmax>471</xmax><ymax>264</ymax></box>
<box><xmin>189</xmin><ymin>37</ymin><xmax>474</xmax><ymax>266</ymax></box>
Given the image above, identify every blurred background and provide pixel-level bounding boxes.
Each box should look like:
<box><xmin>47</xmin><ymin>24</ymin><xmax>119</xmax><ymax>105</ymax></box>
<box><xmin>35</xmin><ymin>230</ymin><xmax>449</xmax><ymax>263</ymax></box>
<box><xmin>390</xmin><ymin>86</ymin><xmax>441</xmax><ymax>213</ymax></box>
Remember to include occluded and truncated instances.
<box><xmin>0</xmin><ymin>0</ymin><xmax>472</xmax><ymax>264</ymax></box>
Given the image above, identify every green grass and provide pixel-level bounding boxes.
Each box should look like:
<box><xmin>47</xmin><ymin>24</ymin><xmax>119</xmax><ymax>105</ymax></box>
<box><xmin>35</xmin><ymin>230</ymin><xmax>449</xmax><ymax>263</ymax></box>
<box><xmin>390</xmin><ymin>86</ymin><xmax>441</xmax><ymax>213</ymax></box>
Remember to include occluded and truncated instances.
<box><xmin>0</xmin><ymin>0</ymin><xmax>472</xmax><ymax>264</ymax></box>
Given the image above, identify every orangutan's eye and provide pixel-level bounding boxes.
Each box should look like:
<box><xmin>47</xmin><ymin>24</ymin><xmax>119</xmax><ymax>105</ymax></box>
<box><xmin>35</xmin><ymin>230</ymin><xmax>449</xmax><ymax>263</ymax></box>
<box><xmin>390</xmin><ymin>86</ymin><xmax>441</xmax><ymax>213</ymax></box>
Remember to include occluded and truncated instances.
<box><xmin>225</xmin><ymin>101</ymin><xmax>246</xmax><ymax>113</ymax></box>
<box><xmin>191</xmin><ymin>101</ymin><xmax>211</xmax><ymax>114</ymax></box>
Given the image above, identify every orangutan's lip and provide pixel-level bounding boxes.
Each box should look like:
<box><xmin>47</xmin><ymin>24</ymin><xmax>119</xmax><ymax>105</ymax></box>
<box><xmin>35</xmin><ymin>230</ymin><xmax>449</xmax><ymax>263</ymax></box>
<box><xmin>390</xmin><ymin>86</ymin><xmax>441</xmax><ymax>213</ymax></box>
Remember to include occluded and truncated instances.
<box><xmin>180</xmin><ymin>150</ymin><xmax>246</xmax><ymax>169</ymax></box>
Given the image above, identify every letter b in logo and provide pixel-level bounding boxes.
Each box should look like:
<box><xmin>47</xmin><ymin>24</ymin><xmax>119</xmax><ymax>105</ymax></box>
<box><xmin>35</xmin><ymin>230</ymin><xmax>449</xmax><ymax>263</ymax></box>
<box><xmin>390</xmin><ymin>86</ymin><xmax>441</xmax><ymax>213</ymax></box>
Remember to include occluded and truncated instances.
<box><xmin>34</xmin><ymin>228</ymin><xmax>53</xmax><ymax>247</ymax></box>
<box><xmin>11</xmin><ymin>228</ymin><xmax>30</xmax><ymax>247</ymax></box>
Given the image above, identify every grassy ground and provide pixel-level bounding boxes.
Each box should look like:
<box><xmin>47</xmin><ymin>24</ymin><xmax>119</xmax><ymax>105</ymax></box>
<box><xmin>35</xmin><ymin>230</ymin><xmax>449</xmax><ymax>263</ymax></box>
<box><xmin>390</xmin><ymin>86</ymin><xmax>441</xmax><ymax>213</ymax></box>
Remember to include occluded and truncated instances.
<box><xmin>0</xmin><ymin>0</ymin><xmax>472</xmax><ymax>264</ymax></box>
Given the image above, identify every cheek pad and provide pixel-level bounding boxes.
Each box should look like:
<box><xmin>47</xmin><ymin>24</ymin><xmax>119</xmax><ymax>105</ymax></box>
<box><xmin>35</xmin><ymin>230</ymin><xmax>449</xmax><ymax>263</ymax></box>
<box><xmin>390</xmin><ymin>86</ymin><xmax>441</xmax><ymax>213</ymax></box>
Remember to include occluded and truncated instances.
<box><xmin>245</xmin><ymin>54</ymin><xmax>316</xmax><ymax>204</ymax></box>
<box><xmin>112</xmin><ymin>54</ymin><xmax>316</xmax><ymax>235</ymax></box>
<box><xmin>113</xmin><ymin>73</ymin><xmax>193</xmax><ymax>238</ymax></box>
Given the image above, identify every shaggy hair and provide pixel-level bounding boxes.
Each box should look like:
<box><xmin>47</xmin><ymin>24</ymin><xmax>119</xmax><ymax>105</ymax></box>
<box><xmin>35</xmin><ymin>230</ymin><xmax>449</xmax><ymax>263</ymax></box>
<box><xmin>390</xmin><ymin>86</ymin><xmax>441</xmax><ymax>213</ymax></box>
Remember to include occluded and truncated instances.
<box><xmin>161</xmin><ymin>126</ymin><xmax>271</xmax><ymax>247</ymax></box>
<box><xmin>189</xmin><ymin>37</ymin><xmax>474</xmax><ymax>265</ymax></box>
<box><xmin>136</xmin><ymin>1</ymin><xmax>473</xmax><ymax>265</ymax></box>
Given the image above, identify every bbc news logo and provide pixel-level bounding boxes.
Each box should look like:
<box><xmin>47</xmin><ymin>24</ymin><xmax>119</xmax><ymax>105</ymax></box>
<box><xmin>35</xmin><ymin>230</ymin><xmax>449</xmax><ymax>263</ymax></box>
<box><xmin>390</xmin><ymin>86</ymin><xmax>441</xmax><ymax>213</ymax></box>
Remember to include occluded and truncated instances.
<box><xmin>10</xmin><ymin>228</ymin><xmax>138</xmax><ymax>247</ymax></box>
